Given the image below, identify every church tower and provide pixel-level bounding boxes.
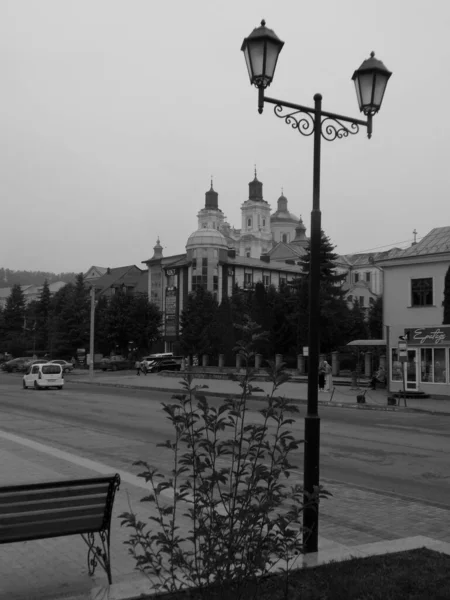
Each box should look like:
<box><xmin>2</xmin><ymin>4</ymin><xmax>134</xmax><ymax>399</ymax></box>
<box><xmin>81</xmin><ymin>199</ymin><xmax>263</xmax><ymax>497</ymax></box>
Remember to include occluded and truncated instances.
<box><xmin>270</xmin><ymin>191</ymin><xmax>299</xmax><ymax>244</ymax></box>
<box><xmin>197</xmin><ymin>180</ymin><xmax>226</xmax><ymax>230</ymax></box>
<box><xmin>239</xmin><ymin>170</ymin><xmax>273</xmax><ymax>258</ymax></box>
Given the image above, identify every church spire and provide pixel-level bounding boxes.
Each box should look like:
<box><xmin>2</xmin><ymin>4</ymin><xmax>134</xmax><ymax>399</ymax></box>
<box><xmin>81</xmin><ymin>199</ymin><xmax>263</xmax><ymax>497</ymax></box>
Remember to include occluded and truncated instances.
<box><xmin>205</xmin><ymin>177</ymin><xmax>219</xmax><ymax>209</ymax></box>
<box><xmin>249</xmin><ymin>168</ymin><xmax>263</xmax><ymax>201</ymax></box>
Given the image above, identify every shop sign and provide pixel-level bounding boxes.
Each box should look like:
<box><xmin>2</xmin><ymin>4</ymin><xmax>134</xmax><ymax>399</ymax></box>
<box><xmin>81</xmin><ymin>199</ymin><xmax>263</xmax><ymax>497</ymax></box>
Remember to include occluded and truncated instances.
<box><xmin>405</xmin><ymin>326</ymin><xmax>450</xmax><ymax>346</ymax></box>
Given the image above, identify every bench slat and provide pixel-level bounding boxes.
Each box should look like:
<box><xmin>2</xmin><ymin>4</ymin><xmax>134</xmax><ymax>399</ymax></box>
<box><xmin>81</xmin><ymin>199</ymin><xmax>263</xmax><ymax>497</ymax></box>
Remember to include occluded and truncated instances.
<box><xmin>1</xmin><ymin>503</ymin><xmax>106</xmax><ymax>526</ymax></box>
<box><xmin>0</xmin><ymin>493</ymin><xmax>107</xmax><ymax>514</ymax></box>
<box><xmin>0</xmin><ymin>483</ymin><xmax>110</xmax><ymax>505</ymax></box>
<box><xmin>0</xmin><ymin>515</ymin><xmax>105</xmax><ymax>544</ymax></box>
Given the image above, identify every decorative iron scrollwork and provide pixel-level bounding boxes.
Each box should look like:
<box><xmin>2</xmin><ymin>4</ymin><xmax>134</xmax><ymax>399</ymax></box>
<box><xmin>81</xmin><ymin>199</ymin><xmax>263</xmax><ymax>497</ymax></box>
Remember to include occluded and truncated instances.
<box><xmin>81</xmin><ymin>529</ymin><xmax>112</xmax><ymax>583</ymax></box>
<box><xmin>274</xmin><ymin>104</ymin><xmax>314</xmax><ymax>136</ymax></box>
<box><xmin>321</xmin><ymin>117</ymin><xmax>359</xmax><ymax>141</ymax></box>
<box><xmin>273</xmin><ymin>104</ymin><xmax>360</xmax><ymax>142</ymax></box>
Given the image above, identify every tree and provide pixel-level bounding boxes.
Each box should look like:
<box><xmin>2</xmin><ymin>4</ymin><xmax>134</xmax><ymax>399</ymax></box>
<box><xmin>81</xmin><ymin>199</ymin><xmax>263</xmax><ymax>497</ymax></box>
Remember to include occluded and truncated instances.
<box><xmin>368</xmin><ymin>296</ymin><xmax>383</xmax><ymax>339</ymax></box>
<box><xmin>292</xmin><ymin>230</ymin><xmax>350</xmax><ymax>354</ymax></box>
<box><xmin>346</xmin><ymin>299</ymin><xmax>369</xmax><ymax>341</ymax></box>
<box><xmin>179</xmin><ymin>287</ymin><xmax>220</xmax><ymax>358</ymax></box>
<box><xmin>443</xmin><ymin>266</ymin><xmax>450</xmax><ymax>325</ymax></box>
<box><xmin>104</xmin><ymin>291</ymin><xmax>162</xmax><ymax>355</ymax></box>
<box><xmin>35</xmin><ymin>280</ymin><xmax>52</xmax><ymax>351</ymax></box>
<box><xmin>2</xmin><ymin>284</ymin><xmax>27</xmax><ymax>355</ymax></box>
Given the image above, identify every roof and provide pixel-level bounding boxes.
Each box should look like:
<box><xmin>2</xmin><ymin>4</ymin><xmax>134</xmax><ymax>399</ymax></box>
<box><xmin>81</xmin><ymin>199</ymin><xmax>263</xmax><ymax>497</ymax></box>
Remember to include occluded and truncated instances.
<box><xmin>93</xmin><ymin>265</ymin><xmax>144</xmax><ymax>294</ymax></box>
<box><xmin>227</xmin><ymin>255</ymin><xmax>301</xmax><ymax>273</ymax></box>
<box><xmin>186</xmin><ymin>228</ymin><xmax>228</xmax><ymax>249</ymax></box>
<box><xmin>394</xmin><ymin>227</ymin><xmax>450</xmax><ymax>258</ymax></box>
<box><xmin>338</xmin><ymin>247</ymin><xmax>402</xmax><ymax>267</ymax></box>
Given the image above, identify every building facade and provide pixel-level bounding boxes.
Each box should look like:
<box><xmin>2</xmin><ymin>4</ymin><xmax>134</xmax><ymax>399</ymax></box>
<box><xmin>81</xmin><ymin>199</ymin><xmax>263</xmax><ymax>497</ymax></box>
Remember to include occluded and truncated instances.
<box><xmin>378</xmin><ymin>227</ymin><xmax>450</xmax><ymax>396</ymax></box>
<box><xmin>142</xmin><ymin>173</ymin><xmax>306</xmax><ymax>351</ymax></box>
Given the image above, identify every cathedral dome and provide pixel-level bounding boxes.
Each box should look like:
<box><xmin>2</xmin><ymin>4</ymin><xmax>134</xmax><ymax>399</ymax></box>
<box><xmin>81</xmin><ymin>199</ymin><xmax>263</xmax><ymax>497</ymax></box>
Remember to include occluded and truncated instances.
<box><xmin>271</xmin><ymin>201</ymin><xmax>298</xmax><ymax>224</ymax></box>
<box><xmin>186</xmin><ymin>227</ymin><xmax>228</xmax><ymax>250</ymax></box>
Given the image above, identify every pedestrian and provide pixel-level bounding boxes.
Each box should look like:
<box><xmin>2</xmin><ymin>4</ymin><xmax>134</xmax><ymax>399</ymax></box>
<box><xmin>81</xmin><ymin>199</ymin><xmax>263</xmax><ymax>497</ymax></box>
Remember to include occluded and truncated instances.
<box><xmin>135</xmin><ymin>359</ymin><xmax>141</xmax><ymax>376</ymax></box>
<box><xmin>371</xmin><ymin>366</ymin><xmax>386</xmax><ymax>390</ymax></box>
<box><xmin>318</xmin><ymin>361</ymin><xmax>326</xmax><ymax>391</ymax></box>
<box><xmin>324</xmin><ymin>360</ymin><xmax>333</xmax><ymax>392</ymax></box>
<box><xmin>142</xmin><ymin>362</ymin><xmax>148</xmax><ymax>376</ymax></box>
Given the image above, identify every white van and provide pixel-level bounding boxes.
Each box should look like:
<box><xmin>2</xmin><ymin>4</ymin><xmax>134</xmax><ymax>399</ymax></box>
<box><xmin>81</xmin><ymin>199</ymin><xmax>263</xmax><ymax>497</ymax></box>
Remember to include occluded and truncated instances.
<box><xmin>23</xmin><ymin>363</ymin><xmax>64</xmax><ymax>390</ymax></box>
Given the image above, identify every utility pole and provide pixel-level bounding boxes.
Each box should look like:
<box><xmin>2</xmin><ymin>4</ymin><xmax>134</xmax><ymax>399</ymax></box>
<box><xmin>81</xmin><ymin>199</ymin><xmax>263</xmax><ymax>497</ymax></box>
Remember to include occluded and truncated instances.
<box><xmin>89</xmin><ymin>287</ymin><xmax>95</xmax><ymax>381</ymax></box>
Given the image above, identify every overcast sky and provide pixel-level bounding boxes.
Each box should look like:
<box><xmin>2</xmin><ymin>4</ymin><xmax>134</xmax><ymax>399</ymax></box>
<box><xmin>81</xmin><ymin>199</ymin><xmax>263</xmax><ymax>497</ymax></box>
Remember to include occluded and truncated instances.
<box><xmin>1</xmin><ymin>0</ymin><xmax>448</xmax><ymax>273</ymax></box>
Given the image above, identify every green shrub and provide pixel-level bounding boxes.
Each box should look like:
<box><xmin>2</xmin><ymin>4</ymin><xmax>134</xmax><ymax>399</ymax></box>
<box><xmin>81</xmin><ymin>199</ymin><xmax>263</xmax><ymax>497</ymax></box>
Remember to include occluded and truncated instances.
<box><xmin>120</xmin><ymin>318</ymin><xmax>330</xmax><ymax>599</ymax></box>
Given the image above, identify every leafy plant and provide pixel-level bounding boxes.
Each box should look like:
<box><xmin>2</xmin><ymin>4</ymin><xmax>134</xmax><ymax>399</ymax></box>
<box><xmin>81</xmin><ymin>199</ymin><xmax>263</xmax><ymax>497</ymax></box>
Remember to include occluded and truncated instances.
<box><xmin>120</xmin><ymin>318</ymin><xmax>330</xmax><ymax>599</ymax></box>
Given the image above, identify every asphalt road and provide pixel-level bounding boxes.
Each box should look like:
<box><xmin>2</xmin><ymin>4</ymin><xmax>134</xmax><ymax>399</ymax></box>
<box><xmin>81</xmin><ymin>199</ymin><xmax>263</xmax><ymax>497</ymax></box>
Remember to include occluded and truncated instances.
<box><xmin>1</xmin><ymin>372</ymin><xmax>450</xmax><ymax>508</ymax></box>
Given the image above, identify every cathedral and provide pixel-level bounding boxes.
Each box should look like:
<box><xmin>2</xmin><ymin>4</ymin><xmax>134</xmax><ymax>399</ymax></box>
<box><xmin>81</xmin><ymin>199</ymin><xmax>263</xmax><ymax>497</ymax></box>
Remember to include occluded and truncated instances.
<box><xmin>143</xmin><ymin>171</ymin><xmax>309</xmax><ymax>351</ymax></box>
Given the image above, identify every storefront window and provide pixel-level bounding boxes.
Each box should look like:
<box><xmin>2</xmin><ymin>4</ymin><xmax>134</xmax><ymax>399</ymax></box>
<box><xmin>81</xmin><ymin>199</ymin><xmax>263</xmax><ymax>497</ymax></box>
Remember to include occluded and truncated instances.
<box><xmin>434</xmin><ymin>348</ymin><xmax>447</xmax><ymax>383</ymax></box>
<box><xmin>420</xmin><ymin>348</ymin><xmax>433</xmax><ymax>382</ymax></box>
<box><xmin>391</xmin><ymin>349</ymin><xmax>403</xmax><ymax>381</ymax></box>
<box><xmin>420</xmin><ymin>347</ymin><xmax>447</xmax><ymax>384</ymax></box>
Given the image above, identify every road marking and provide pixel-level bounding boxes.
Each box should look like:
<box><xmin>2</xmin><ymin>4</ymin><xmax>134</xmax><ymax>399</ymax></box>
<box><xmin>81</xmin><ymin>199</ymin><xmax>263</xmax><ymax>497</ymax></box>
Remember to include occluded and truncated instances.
<box><xmin>0</xmin><ymin>428</ymin><xmax>151</xmax><ymax>491</ymax></box>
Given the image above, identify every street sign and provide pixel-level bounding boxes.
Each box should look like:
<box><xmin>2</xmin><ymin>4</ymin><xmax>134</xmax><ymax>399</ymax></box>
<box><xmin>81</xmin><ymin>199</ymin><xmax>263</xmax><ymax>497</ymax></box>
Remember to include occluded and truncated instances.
<box><xmin>398</xmin><ymin>341</ymin><xmax>407</xmax><ymax>352</ymax></box>
<box><xmin>303</xmin><ymin>346</ymin><xmax>309</xmax><ymax>357</ymax></box>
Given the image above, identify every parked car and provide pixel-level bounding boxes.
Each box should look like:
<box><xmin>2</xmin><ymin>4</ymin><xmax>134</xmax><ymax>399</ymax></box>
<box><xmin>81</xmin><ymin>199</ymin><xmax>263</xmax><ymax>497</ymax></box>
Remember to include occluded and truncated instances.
<box><xmin>3</xmin><ymin>357</ymin><xmax>30</xmax><ymax>373</ymax></box>
<box><xmin>100</xmin><ymin>356</ymin><xmax>133</xmax><ymax>371</ymax></box>
<box><xmin>23</xmin><ymin>363</ymin><xmax>64</xmax><ymax>390</ymax></box>
<box><xmin>48</xmin><ymin>359</ymin><xmax>74</xmax><ymax>373</ymax></box>
<box><xmin>147</xmin><ymin>359</ymin><xmax>181</xmax><ymax>373</ymax></box>
<box><xmin>140</xmin><ymin>353</ymin><xmax>174</xmax><ymax>371</ymax></box>
<box><xmin>21</xmin><ymin>359</ymin><xmax>49</xmax><ymax>373</ymax></box>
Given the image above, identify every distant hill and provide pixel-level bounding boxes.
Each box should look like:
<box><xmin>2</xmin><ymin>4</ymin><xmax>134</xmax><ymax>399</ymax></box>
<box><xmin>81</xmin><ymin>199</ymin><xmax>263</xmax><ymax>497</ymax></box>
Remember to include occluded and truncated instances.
<box><xmin>0</xmin><ymin>268</ymin><xmax>78</xmax><ymax>288</ymax></box>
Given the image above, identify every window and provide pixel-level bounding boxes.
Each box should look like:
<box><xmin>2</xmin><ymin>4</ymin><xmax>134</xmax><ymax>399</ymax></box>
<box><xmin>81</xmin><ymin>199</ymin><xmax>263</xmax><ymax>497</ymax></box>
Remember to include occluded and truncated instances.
<box><xmin>347</xmin><ymin>295</ymin><xmax>353</xmax><ymax>303</ymax></box>
<box><xmin>365</xmin><ymin>272</ymin><xmax>371</xmax><ymax>282</ymax></box>
<box><xmin>369</xmin><ymin>297</ymin><xmax>375</xmax><ymax>305</ymax></box>
<box><xmin>246</xmin><ymin>252</ymin><xmax>251</xmax><ymax>258</ymax></box>
<box><xmin>213</xmin><ymin>275</ymin><xmax>218</xmax><ymax>291</ymax></box>
<box><xmin>359</xmin><ymin>296</ymin><xmax>364</xmax><ymax>307</ymax></box>
<box><xmin>263</xmin><ymin>274</ymin><xmax>270</xmax><ymax>286</ymax></box>
<box><xmin>420</xmin><ymin>347</ymin><xmax>447</xmax><ymax>383</ymax></box>
<box><xmin>192</xmin><ymin>258</ymin><xmax>197</xmax><ymax>269</ymax></box>
<box><xmin>282</xmin><ymin>234</ymin><xmax>288</xmax><ymax>243</ymax></box>
<box><xmin>262</xmin><ymin>219</ymin><xmax>266</xmax><ymax>227</ymax></box>
<box><xmin>244</xmin><ymin>272</ymin><xmax>253</xmax><ymax>287</ymax></box>
<box><xmin>202</xmin><ymin>258</ymin><xmax>208</xmax><ymax>267</ymax></box>
<box><xmin>354</xmin><ymin>273</ymin><xmax>359</xmax><ymax>283</ymax></box>
<box><xmin>279</xmin><ymin>275</ymin><xmax>287</xmax><ymax>287</ymax></box>
<box><xmin>411</xmin><ymin>278</ymin><xmax>433</xmax><ymax>306</ymax></box>
<box><xmin>247</xmin><ymin>218</ymin><xmax>252</xmax><ymax>228</ymax></box>
<box><xmin>391</xmin><ymin>349</ymin><xmax>403</xmax><ymax>381</ymax></box>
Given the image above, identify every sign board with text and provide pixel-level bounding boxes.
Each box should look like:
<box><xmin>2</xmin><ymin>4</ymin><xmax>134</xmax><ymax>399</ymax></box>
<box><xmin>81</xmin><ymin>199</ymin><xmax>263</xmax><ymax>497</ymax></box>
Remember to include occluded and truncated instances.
<box><xmin>405</xmin><ymin>327</ymin><xmax>450</xmax><ymax>346</ymax></box>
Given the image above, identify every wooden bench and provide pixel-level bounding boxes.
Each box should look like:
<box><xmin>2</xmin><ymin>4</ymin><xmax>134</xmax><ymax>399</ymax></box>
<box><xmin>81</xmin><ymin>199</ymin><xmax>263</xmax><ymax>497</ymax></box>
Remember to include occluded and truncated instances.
<box><xmin>0</xmin><ymin>474</ymin><xmax>120</xmax><ymax>584</ymax></box>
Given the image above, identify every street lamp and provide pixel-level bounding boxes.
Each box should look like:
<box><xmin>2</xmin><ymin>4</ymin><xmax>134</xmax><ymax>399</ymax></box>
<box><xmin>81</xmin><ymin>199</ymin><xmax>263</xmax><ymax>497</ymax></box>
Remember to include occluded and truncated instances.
<box><xmin>241</xmin><ymin>20</ymin><xmax>391</xmax><ymax>554</ymax></box>
<box><xmin>89</xmin><ymin>287</ymin><xmax>98</xmax><ymax>381</ymax></box>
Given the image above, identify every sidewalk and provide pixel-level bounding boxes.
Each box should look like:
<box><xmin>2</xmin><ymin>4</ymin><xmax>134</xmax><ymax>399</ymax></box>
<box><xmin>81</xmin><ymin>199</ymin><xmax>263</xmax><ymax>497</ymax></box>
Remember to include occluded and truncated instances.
<box><xmin>3</xmin><ymin>427</ymin><xmax>450</xmax><ymax>600</ymax></box>
<box><xmin>72</xmin><ymin>370</ymin><xmax>450</xmax><ymax>415</ymax></box>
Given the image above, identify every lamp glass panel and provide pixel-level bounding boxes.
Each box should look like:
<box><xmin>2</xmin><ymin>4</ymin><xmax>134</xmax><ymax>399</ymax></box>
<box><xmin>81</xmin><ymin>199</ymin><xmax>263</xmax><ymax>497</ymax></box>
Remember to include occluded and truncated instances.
<box><xmin>358</xmin><ymin>72</ymin><xmax>375</xmax><ymax>108</ymax></box>
<box><xmin>264</xmin><ymin>39</ymin><xmax>280</xmax><ymax>82</ymax></box>
<box><xmin>372</xmin><ymin>72</ymin><xmax>389</xmax><ymax>109</ymax></box>
<box><xmin>248</xmin><ymin>39</ymin><xmax>265</xmax><ymax>79</ymax></box>
<box><xmin>354</xmin><ymin>79</ymin><xmax>362</xmax><ymax>110</ymax></box>
<box><xmin>243</xmin><ymin>46</ymin><xmax>253</xmax><ymax>82</ymax></box>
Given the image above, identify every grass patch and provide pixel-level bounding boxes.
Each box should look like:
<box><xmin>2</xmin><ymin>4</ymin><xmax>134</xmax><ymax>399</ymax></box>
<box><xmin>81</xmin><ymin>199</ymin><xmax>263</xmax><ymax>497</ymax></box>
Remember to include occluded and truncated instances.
<box><xmin>147</xmin><ymin>548</ymin><xmax>450</xmax><ymax>599</ymax></box>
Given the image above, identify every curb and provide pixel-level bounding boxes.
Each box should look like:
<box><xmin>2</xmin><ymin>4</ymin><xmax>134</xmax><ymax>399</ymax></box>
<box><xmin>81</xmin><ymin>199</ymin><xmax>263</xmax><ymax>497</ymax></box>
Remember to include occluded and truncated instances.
<box><xmin>71</xmin><ymin>379</ymin><xmax>446</xmax><ymax>415</ymax></box>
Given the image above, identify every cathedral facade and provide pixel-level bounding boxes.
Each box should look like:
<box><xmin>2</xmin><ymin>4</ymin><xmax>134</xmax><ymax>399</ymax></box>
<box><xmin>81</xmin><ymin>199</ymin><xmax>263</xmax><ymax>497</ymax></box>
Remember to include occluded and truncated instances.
<box><xmin>143</xmin><ymin>172</ymin><xmax>309</xmax><ymax>351</ymax></box>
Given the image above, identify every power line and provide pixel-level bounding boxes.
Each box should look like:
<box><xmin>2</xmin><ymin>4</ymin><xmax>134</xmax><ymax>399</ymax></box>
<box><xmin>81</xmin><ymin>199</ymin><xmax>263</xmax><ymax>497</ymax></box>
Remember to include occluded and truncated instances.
<box><xmin>345</xmin><ymin>236</ymin><xmax>425</xmax><ymax>255</ymax></box>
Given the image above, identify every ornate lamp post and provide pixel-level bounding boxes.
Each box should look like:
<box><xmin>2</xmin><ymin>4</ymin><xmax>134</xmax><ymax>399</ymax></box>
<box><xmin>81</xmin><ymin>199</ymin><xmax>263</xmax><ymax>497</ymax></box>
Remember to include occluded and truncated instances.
<box><xmin>241</xmin><ymin>21</ymin><xmax>391</xmax><ymax>554</ymax></box>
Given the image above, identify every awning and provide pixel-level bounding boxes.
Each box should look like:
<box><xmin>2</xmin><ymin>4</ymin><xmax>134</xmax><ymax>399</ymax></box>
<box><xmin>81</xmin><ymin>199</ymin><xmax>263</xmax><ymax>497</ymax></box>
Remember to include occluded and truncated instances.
<box><xmin>347</xmin><ymin>340</ymin><xmax>387</xmax><ymax>346</ymax></box>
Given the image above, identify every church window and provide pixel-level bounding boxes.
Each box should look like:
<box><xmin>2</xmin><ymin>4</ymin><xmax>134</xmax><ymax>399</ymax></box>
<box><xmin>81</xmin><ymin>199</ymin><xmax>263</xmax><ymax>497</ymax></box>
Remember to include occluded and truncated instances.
<box><xmin>247</xmin><ymin>218</ymin><xmax>252</xmax><ymax>228</ymax></box>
